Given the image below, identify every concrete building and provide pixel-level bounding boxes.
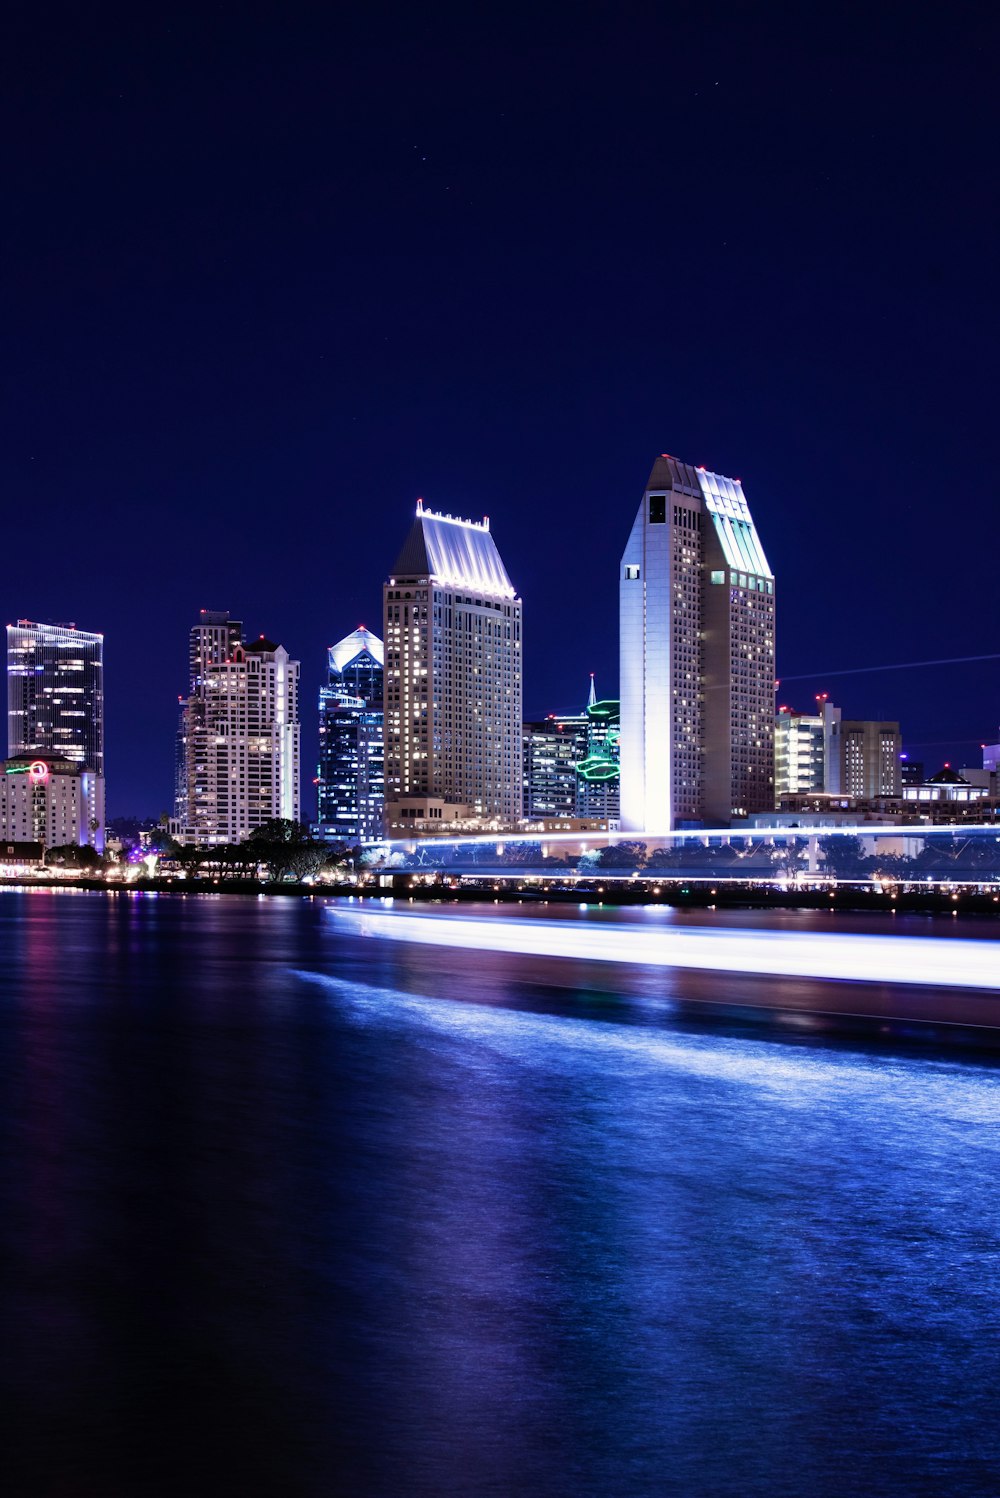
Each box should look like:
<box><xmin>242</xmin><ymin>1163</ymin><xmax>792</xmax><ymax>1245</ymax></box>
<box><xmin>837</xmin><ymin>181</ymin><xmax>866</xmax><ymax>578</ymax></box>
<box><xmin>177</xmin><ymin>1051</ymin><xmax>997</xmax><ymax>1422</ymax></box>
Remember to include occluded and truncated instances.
<box><xmin>173</xmin><ymin>611</ymin><xmax>300</xmax><ymax>845</ymax></box>
<box><xmin>775</xmin><ymin>705</ymin><xmax>826</xmax><ymax>798</ymax></box>
<box><xmin>383</xmin><ymin>501</ymin><xmax>522</xmax><ymax>826</ymax></box>
<box><xmin>0</xmin><ymin>754</ymin><xmax>104</xmax><ymax>849</ymax></box>
<box><xmin>316</xmin><ymin>626</ymin><xmax>385</xmax><ymax>844</ymax></box>
<box><xmin>775</xmin><ymin>699</ymin><xmax>902</xmax><ymax>804</ymax></box>
<box><xmin>620</xmin><ymin>455</ymin><xmax>776</xmax><ymax>830</ymax></box>
<box><xmin>825</xmin><ymin>706</ymin><xmax>901</xmax><ymax>799</ymax></box>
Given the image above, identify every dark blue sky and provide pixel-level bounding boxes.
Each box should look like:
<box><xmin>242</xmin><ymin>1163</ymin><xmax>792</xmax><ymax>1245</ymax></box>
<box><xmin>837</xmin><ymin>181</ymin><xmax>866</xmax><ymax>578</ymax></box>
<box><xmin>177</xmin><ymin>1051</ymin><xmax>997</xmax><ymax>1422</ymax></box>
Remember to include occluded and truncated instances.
<box><xmin>4</xmin><ymin>4</ymin><xmax>998</xmax><ymax>815</ymax></box>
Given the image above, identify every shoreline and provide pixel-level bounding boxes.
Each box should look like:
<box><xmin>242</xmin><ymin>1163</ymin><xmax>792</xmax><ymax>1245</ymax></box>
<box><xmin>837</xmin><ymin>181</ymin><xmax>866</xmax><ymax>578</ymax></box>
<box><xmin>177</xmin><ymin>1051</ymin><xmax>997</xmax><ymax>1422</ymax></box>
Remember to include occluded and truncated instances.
<box><xmin>4</xmin><ymin>873</ymin><xmax>1000</xmax><ymax>918</ymax></box>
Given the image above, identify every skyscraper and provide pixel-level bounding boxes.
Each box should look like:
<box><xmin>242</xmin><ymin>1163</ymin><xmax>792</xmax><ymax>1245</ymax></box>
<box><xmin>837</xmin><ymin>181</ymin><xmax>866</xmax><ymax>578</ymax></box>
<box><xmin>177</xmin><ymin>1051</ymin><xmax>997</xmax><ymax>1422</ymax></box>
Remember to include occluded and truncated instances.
<box><xmin>383</xmin><ymin>501</ymin><xmax>522</xmax><ymax>825</ymax></box>
<box><xmin>523</xmin><ymin>711</ymin><xmax>588</xmax><ymax>819</ymax></box>
<box><xmin>774</xmin><ymin>704</ymin><xmax>826</xmax><ymax>799</ymax></box>
<box><xmin>7</xmin><ymin>620</ymin><xmax>104</xmax><ymax>776</ymax></box>
<box><xmin>620</xmin><ymin>455</ymin><xmax>776</xmax><ymax>830</ymax></box>
<box><xmin>824</xmin><ymin>706</ymin><xmax>902</xmax><ymax>799</ymax></box>
<box><xmin>173</xmin><ymin>611</ymin><xmax>300</xmax><ymax>844</ymax></box>
<box><xmin>6</xmin><ymin>620</ymin><xmax>105</xmax><ymax>847</ymax></box>
<box><xmin>316</xmin><ymin>627</ymin><xmax>385</xmax><ymax>844</ymax></box>
<box><xmin>576</xmin><ymin>682</ymin><xmax>621</xmax><ymax>822</ymax></box>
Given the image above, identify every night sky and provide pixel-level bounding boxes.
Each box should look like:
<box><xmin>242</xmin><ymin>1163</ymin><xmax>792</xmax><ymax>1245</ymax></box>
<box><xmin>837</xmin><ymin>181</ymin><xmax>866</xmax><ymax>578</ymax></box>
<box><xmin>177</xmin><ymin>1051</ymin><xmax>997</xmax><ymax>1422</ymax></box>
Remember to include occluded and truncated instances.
<box><xmin>4</xmin><ymin>5</ymin><xmax>998</xmax><ymax>817</ymax></box>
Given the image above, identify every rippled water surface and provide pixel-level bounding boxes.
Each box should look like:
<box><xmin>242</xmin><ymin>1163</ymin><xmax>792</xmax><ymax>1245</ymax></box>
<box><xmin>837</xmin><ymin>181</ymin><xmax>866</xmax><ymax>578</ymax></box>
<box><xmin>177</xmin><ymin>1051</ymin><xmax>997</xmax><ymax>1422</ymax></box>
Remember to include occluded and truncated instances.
<box><xmin>2</xmin><ymin>890</ymin><xmax>999</xmax><ymax>1496</ymax></box>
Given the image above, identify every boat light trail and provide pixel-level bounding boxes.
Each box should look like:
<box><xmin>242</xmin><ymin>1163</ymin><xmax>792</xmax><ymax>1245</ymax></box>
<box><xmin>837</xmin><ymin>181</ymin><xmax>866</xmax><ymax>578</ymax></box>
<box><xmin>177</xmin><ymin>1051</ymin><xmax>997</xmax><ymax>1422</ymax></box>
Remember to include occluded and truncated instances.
<box><xmin>328</xmin><ymin>907</ymin><xmax>1000</xmax><ymax>992</ymax></box>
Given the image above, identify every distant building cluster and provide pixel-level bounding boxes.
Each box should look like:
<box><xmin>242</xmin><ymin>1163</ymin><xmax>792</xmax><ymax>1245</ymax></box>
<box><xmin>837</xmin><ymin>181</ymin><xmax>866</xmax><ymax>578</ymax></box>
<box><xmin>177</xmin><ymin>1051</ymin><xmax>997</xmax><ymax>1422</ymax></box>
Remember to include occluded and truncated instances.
<box><xmin>6</xmin><ymin>451</ymin><xmax>999</xmax><ymax>853</ymax></box>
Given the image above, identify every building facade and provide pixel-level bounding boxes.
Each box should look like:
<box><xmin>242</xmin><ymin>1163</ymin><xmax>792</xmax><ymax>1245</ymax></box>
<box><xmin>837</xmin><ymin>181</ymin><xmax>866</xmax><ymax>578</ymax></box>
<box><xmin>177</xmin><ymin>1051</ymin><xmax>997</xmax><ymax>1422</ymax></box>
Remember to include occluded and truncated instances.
<box><xmin>620</xmin><ymin>455</ymin><xmax>776</xmax><ymax>830</ymax></box>
<box><xmin>775</xmin><ymin>703</ymin><xmax>828</xmax><ymax>799</ymax></box>
<box><xmin>6</xmin><ymin>620</ymin><xmax>105</xmax><ymax>848</ymax></box>
<box><xmin>383</xmin><ymin>501</ymin><xmax>522</xmax><ymax>826</ymax></box>
<box><xmin>576</xmin><ymin>685</ymin><xmax>621</xmax><ymax>823</ymax></box>
<box><xmin>0</xmin><ymin>754</ymin><xmax>105</xmax><ymax>849</ymax></box>
<box><xmin>825</xmin><ymin>706</ymin><xmax>901</xmax><ymax>799</ymax></box>
<box><xmin>316</xmin><ymin>627</ymin><xmax>385</xmax><ymax>844</ymax></box>
<box><xmin>173</xmin><ymin>611</ymin><xmax>300</xmax><ymax>845</ymax></box>
<box><xmin>775</xmin><ymin>699</ymin><xmax>902</xmax><ymax>803</ymax></box>
<box><xmin>523</xmin><ymin>712</ymin><xmax>588</xmax><ymax>819</ymax></box>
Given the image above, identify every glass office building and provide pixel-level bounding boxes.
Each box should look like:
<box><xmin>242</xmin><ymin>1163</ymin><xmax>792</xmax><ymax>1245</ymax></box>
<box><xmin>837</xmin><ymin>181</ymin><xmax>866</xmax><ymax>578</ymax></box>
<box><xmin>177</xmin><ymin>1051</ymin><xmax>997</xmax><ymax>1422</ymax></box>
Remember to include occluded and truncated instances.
<box><xmin>316</xmin><ymin>627</ymin><xmax>385</xmax><ymax>844</ymax></box>
<box><xmin>7</xmin><ymin>619</ymin><xmax>104</xmax><ymax>776</ymax></box>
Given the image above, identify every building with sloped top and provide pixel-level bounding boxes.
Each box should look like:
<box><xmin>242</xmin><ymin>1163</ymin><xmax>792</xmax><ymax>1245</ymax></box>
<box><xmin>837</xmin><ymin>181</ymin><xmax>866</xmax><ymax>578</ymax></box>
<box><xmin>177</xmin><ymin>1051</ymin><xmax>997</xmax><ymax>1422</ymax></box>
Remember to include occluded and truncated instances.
<box><xmin>620</xmin><ymin>455</ymin><xmax>776</xmax><ymax>830</ymax></box>
<box><xmin>315</xmin><ymin>626</ymin><xmax>384</xmax><ymax>844</ymax></box>
<box><xmin>383</xmin><ymin>500</ymin><xmax>522</xmax><ymax>827</ymax></box>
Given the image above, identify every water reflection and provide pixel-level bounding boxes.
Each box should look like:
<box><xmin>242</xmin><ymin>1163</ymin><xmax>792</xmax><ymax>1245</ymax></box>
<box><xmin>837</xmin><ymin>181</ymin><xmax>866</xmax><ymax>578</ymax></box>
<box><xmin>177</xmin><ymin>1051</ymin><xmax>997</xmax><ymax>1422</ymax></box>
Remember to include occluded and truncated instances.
<box><xmin>1</xmin><ymin>890</ymin><xmax>999</xmax><ymax>1496</ymax></box>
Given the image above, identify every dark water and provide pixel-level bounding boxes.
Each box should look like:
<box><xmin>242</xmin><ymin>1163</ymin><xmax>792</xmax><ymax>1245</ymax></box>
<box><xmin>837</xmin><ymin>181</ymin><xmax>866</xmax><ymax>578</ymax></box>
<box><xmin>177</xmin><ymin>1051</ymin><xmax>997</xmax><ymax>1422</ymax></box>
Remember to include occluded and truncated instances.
<box><xmin>2</xmin><ymin>890</ymin><xmax>999</xmax><ymax>1497</ymax></box>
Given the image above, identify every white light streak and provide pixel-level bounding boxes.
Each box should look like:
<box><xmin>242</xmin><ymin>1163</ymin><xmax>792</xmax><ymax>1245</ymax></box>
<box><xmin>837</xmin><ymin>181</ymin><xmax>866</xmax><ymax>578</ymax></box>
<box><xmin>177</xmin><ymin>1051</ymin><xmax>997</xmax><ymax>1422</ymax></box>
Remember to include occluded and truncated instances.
<box><xmin>328</xmin><ymin>907</ymin><xmax>1000</xmax><ymax>992</ymax></box>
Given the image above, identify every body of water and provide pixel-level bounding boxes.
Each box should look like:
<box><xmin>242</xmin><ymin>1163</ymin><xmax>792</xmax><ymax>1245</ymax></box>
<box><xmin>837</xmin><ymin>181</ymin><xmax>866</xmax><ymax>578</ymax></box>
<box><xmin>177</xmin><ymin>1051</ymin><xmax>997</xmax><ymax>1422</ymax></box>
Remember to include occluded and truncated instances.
<box><xmin>2</xmin><ymin>889</ymin><xmax>999</xmax><ymax>1496</ymax></box>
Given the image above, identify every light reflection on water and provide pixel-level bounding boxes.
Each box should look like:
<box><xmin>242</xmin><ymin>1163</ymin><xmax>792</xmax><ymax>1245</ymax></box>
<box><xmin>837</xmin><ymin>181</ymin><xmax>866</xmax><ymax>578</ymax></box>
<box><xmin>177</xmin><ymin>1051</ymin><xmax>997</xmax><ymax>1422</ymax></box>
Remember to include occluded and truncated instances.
<box><xmin>1</xmin><ymin>890</ymin><xmax>999</xmax><ymax>1497</ymax></box>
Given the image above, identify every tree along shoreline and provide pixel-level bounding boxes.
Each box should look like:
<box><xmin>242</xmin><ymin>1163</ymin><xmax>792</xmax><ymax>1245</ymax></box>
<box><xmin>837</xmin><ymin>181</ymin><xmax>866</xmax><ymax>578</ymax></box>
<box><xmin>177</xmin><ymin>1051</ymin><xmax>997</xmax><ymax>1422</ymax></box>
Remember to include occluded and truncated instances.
<box><xmin>3</xmin><ymin>874</ymin><xmax>1000</xmax><ymax>917</ymax></box>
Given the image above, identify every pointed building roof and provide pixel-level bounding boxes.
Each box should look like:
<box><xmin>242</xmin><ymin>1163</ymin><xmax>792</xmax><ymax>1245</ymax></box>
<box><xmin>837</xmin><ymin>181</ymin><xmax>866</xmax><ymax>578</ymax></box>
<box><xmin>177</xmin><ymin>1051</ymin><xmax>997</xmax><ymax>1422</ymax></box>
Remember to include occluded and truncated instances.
<box><xmin>390</xmin><ymin>501</ymin><xmax>516</xmax><ymax>600</ymax></box>
<box><xmin>644</xmin><ymin>454</ymin><xmax>772</xmax><ymax>579</ymax></box>
<box><xmin>588</xmin><ymin>673</ymin><xmax>597</xmax><ymax>708</ymax></box>
<box><xmin>329</xmin><ymin>626</ymin><xmax>384</xmax><ymax>674</ymax></box>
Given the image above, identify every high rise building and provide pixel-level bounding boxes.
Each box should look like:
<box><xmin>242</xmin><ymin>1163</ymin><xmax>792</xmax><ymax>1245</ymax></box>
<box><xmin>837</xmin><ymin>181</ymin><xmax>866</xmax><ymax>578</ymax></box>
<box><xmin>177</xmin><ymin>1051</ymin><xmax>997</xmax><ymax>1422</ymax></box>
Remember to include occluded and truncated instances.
<box><xmin>383</xmin><ymin>501</ymin><xmax>522</xmax><ymax>825</ymax></box>
<box><xmin>523</xmin><ymin>711</ymin><xmax>588</xmax><ymax>819</ymax></box>
<box><xmin>576</xmin><ymin>683</ymin><xmax>621</xmax><ymax>822</ymax></box>
<box><xmin>7</xmin><ymin>620</ymin><xmax>104</xmax><ymax>775</ymax></box>
<box><xmin>173</xmin><ymin>611</ymin><xmax>300</xmax><ymax>845</ymax></box>
<box><xmin>0</xmin><ymin>754</ymin><xmax>104</xmax><ymax>850</ymax></box>
<box><xmin>620</xmin><ymin>455</ymin><xmax>776</xmax><ymax>830</ymax></box>
<box><xmin>775</xmin><ymin>699</ymin><xmax>902</xmax><ymax>802</ymax></box>
<box><xmin>824</xmin><ymin>706</ymin><xmax>901</xmax><ymax>799</ymax></box>
<box><xmin>774</xmin><ymin>705</ymin><xmax>826</xmax><ymax>799</ymax></box>
<box><xmin>6</xmin><ymin>620</ymin><xmax>105</xmax><ymax>847</ymax></box>
<box><xmin>316</xmin><ymin>626</ymin><xmax>385</xmax><ymax>844</ymax></box>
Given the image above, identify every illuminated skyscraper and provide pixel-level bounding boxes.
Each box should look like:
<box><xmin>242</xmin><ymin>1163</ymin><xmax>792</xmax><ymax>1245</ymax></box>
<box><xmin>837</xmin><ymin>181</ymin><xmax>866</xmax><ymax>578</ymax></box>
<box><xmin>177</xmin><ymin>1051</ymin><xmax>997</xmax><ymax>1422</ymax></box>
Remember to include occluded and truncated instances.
<box><xmin>7</xmin><ymin>620</ymin><xmax>104</xmax><ymax>775</ymax></box>
<box><xmin>383</xmin><ymin>501</ymin><xmax>522</xmax><ymax>825</ymax></box>
<box><xmin>576</xmin><ymin>682</ymin><xmax>621</xmax><ymax>822</ymax></box>
<box><xmin>523</xmin><ymin>711</ymin><xmax>587</xmax><ymax>819</ymax></box>
<box><xmin>316</xmin><ymin>627</ymin><xmax>385</xmax><ymax>844</ymax></box>
<box><xmin>6</xmin><ymin>620</ymin><xmax>105</xmax><ymax>847</ymax></box>
<box><xmin>173</xmin><ymin>610</ymin><xmax>300</xmax><ymax>845</ymax></box>
<box><xmin>620</xmin><ymin>455</ymin><xmax>776</xmax><ymax>829</ymax></box>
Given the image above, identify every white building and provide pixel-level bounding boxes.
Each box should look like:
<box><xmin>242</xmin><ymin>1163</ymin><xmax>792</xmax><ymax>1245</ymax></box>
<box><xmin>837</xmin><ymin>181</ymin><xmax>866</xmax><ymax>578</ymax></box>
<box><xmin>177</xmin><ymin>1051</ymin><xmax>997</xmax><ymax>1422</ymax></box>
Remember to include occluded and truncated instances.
<box><xmin>383</xmin><ymin>501</ymin><xmax>522</xmax><ymax>827</ymax></box>
<box><xmin>775</xmin><ymin>705</ymin><xmax>826</xmax><ymax>798</ymax></box>
<box><xmin>173</xmin><ymin>614</ymin><xmax>300</xmax><ymax>845</ymax></box>
<box><xmin>620</xmin><ymin>455</ymin><xmax>776</xmax><ymax>830</ymax></box>
<box><xmin>0</xmin><ymin>755</ymin><xmax>105</xmax><ymax>850</ymax></box>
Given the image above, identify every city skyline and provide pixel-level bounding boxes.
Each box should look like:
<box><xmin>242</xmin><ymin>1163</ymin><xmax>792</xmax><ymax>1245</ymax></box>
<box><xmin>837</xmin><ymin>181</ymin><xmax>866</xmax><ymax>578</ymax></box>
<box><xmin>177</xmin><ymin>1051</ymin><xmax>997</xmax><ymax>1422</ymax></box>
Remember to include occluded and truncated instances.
<box><xmin>3</xmin><ymin>10</ymin><xmax>997</xmax><ymax>817</ymax></box>
<box><xmin>6</xmin><ymin>450</ymin><xmax>1000</xmax><ymax>823</ymax></box>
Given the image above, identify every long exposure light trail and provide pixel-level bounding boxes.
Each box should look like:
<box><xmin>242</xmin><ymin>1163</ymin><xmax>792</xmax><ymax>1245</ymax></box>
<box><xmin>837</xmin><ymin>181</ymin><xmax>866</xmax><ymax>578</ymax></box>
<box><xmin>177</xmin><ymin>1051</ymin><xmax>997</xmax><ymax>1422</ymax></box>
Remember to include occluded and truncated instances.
<box><xmin>329</xmin><ymin>906</ymin><xmax>1000</xmax><ymax>992</ymax></box>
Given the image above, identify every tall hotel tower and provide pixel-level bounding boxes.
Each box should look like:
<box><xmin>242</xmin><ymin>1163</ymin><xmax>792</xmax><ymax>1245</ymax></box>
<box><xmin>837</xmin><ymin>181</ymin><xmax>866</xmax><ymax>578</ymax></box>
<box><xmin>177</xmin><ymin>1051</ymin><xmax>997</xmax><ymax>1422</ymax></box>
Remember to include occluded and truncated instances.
<box><xmin>620</xmin><ymin>456</ymin><xmax>775</xmax><ymax>830</ymax></box>
<box><xmin>173</xmin><ymin>610</ymin><xmax>300</xmax><ymax>844</ymax></box>
<box><xmin>384</xmin><ymin>501</ymin><xmax>522</xmax><ymax>825</ymax></box>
